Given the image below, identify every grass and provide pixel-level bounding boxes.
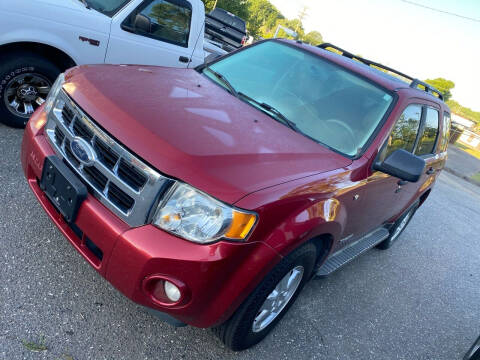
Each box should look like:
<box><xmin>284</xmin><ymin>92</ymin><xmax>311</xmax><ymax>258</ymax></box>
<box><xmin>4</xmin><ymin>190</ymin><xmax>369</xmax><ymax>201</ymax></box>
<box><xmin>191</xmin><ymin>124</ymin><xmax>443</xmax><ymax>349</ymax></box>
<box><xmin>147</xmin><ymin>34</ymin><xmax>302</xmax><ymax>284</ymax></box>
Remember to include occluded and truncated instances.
<box><xmin>21</xmin><ymin>336</ymin><xmax>48</xmax><ymax>352</ymax></box>
<box><xmin>454</xmin><ymin>142</ymin><xmax>480</xmax><ymax>160</ymax></box>
<box><xmin>471</xmin><ymin>173</ymin><xmax>480</xmax><ymax>183</ymax></box>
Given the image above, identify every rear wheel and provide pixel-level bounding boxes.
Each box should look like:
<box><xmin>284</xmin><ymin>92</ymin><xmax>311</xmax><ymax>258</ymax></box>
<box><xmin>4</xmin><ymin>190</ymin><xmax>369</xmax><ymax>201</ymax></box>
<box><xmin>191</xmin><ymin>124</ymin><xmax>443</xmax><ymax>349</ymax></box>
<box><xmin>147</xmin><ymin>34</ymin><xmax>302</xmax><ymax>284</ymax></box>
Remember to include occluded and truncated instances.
<box><xmin>0</xmin><ymin>52</ymin><xmax>61</xmax><ymax>128</ymax></box>
<box><xmin>213</xmin><ymin>242</ymin><xmax>316</xmax><ymax>351</ymax></box>
<box><xmin>377</xmin><ymin>201</ymin><xmax>419</xmax><ymax>250</ymax></box>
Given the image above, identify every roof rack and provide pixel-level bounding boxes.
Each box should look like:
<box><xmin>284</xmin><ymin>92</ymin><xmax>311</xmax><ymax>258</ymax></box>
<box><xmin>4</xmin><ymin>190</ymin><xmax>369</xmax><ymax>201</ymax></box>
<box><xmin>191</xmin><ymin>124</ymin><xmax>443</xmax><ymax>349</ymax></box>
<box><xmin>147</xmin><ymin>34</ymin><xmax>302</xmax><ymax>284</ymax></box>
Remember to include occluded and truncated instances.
<box><xmin>317</xmin><ymin>43</ymin><xmax>444</xmax><ymax>101</ymax></box>
<box><xmin>409</xmin><ymin>79</ymin><xmax>444</xmax><ymax>101</ymax></box>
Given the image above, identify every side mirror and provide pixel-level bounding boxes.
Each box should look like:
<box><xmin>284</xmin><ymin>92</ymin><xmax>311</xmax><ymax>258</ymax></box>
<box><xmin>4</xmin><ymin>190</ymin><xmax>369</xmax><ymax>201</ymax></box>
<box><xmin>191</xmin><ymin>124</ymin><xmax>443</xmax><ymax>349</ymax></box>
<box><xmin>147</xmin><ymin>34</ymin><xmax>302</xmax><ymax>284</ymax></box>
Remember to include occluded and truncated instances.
<box><xmin>373</xmin><ymin>149</ymin><xmax>425</xmax><ymax>182</ymax></box>
<box><xmin>133</xmin><ymin>14</ymin><xmax>152</xmax><ymax>33</ymax></box>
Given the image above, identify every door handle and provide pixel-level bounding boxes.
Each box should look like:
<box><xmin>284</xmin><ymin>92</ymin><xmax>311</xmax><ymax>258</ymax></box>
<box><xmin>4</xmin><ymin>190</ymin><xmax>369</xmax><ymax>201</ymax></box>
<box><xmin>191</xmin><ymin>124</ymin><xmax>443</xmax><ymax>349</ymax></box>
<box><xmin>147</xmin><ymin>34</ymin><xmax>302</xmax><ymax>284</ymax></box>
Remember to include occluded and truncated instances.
<box><xmin>426</xmin><ymin>167</ymin><xmax>435</xmax><ymax>175</ymax></box>
<box><xmin>179</xmin><ymin>56</ymin><xmax>190</xmax><ymax>63</ymax></box>
<box><xmin>397</xmin><ymin>180</ymin><xmax>408</xmax><ymax>186</ymax></box>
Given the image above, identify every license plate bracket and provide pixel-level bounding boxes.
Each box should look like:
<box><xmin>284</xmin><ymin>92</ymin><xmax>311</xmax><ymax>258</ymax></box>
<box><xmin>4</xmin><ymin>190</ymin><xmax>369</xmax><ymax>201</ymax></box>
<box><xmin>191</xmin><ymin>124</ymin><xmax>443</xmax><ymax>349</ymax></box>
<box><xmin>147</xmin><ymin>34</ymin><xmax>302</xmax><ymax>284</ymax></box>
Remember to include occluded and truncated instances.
<box><xmin>40</xmin><ymin>156</ymin><xmax>87</xmax><ymax>223</ymax></box>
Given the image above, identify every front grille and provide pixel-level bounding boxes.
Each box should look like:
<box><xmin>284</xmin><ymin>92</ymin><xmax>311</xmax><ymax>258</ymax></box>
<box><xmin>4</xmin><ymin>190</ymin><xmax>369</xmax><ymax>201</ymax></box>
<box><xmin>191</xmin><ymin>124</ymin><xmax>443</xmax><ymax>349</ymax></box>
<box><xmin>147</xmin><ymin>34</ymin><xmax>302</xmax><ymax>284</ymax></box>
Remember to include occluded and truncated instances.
<box><xmin>83</xmin><ymin>165</ymin><xmax>108</xmax><ymax>191</ymax></box>
<box><xmin>108</xmin><ymin>182</ymin><xmax>135</xmax><ymax>212</ymax></box>
<box><xmin>45</xmin><ymin>90</ymin><xmax>171</xmax><ymax>227</ymax></box>
<box><xmin>94</xmin><ymin>138</ymin><xmax>119</xmax><ymax>171</ymax></box>
<box><xmin>118</xmin><ymin>158</ymin><xmax>148</xmax><ymax>191</ymax></box>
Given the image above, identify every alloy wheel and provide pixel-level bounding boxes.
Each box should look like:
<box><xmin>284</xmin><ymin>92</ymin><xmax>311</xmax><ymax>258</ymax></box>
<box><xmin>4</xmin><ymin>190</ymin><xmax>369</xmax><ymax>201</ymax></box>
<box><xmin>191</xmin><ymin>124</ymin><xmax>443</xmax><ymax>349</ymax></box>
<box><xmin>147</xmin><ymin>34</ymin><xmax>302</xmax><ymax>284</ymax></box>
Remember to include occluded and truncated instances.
<box><xmin>252</xmin><ymin>265</ymin><xmax>304</xmax><ymax>333</ymax></box>
<box><xmin>3</xmin><ymin>73</ymin><xmax>51</xmax><ymax>118</ymax></box>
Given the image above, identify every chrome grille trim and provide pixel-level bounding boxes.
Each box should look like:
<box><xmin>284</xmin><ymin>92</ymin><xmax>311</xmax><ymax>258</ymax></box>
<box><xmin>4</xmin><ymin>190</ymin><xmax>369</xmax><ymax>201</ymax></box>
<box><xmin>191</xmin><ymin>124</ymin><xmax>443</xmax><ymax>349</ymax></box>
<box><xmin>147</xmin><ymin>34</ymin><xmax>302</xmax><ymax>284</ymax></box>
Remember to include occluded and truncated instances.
<box><xmin>45</xmin><ymin>90</ymin><xmax>170</xmax><ymax>227</ymax></box>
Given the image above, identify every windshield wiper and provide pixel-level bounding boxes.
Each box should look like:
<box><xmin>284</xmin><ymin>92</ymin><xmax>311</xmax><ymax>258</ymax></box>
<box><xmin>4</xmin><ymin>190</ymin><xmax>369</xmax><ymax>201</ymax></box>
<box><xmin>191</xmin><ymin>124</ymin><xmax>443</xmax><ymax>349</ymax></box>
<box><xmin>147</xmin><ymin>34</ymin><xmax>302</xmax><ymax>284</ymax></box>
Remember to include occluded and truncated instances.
<box><xmin>237</xmin><ymin>92</ymin><xmax>301</xmax><ymax>134</ymax></box>
<box><xmin>204</xmin><ymin>67</ymin><xmax>238</xmax><ymax>97</ymax></box>
<box><xmin>78</xmin><ymin>0</ymin><xmax>91</xmax><ymax>9</ymax></box>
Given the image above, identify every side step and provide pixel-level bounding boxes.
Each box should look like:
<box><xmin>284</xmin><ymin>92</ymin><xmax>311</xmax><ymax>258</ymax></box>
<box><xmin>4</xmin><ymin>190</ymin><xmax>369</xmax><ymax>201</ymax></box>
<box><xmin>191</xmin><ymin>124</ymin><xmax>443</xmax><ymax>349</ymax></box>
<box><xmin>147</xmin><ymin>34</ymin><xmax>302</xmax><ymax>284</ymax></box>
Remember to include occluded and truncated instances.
<box><xmin>316</xmin><ymin>228</ymin><xmax>390</xmax><ymax>277</ymax></box>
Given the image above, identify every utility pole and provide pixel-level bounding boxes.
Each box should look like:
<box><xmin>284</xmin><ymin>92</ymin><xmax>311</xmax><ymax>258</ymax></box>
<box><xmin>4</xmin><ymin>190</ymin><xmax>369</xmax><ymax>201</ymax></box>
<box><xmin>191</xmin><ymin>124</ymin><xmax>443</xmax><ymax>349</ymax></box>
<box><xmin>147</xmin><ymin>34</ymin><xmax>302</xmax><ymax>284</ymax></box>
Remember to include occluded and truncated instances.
<box><xmin>295</xmin><ymin>6</ymin><xmax>308</xmax><ymax>33</ymax></box>
<box><xmin>213</xmin><ymin>0</ymin><xmax>218</xmax><ymax>9</ymax></box>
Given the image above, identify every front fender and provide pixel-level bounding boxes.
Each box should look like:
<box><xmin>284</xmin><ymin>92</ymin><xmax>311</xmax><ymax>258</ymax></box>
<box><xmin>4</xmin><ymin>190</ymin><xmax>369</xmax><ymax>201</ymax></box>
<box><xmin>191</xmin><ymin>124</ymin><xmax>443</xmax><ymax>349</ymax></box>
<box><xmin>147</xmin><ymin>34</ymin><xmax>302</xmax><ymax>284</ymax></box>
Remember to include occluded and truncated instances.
<box><xmin>258</xmin><ymin>197</ymin><xmax>343</xmax><ymax>257</ymax></box>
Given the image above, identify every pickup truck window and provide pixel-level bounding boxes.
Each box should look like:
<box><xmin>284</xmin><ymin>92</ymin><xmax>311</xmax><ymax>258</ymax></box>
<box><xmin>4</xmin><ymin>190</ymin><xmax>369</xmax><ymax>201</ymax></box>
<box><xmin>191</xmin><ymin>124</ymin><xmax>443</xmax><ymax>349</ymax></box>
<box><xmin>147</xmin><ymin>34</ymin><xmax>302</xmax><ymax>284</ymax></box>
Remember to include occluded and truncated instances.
<box><xmin>415</xmin><ymin>108</ymin><xmax>439</xmax><ymax>156</ymax></box>
<box><xmin>203</xmin><ymin>41</ymin><xmax>394</xmax><ymax>158</ymax></box>
<box><xmin>87</xmin><ymin>0</ymin><xmax>131</xmax><ymax>16</ymax></box>
<box><xmin>380</xmin><ymin>104</ymin><xmax>422</xmax><ymax>161</ymax></box>
<box><xmin>124</xmin><ymin>0</ymin><xmax>192</xmax><ymax>47</ymax></box>
<box><xmin>209</xmin><ymin>8</ymin><xmax>246</xmax><ymax>32</ymax></box>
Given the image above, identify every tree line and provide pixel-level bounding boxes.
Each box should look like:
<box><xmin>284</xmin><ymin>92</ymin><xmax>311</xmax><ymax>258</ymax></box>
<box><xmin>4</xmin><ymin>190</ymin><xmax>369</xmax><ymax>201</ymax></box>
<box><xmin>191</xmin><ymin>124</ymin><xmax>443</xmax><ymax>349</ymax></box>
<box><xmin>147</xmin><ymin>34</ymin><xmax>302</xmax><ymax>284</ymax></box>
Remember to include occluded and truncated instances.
<box><xmin>424</xmin><ymin>78</ymin><xmax>480</xmax><ymax>130</ymax></box>
<box><xmin>201</xmin><ymin>0</ymin><xmax>323</xmax><ymax>45</ymax></box>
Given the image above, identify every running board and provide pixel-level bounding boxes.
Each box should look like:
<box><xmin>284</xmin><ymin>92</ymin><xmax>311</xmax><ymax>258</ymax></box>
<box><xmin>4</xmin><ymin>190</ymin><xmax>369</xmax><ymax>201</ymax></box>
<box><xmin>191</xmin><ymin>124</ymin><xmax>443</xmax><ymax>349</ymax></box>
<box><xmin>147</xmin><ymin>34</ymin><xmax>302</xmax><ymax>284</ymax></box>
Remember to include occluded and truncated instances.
<box><xmin>316</xmin><ymin>228</ymin><xmax>390</xmax><ymax>277</ymax></box>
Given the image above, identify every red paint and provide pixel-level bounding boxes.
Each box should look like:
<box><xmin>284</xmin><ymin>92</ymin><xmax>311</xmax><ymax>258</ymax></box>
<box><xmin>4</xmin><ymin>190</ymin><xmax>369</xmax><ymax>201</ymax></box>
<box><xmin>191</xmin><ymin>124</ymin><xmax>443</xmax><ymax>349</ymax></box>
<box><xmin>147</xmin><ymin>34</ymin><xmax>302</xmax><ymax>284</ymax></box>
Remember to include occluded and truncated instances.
<box><xmin>21</xmin><ymin>40</ymin><xmax>449</xmax><ymax>328</ymax></box>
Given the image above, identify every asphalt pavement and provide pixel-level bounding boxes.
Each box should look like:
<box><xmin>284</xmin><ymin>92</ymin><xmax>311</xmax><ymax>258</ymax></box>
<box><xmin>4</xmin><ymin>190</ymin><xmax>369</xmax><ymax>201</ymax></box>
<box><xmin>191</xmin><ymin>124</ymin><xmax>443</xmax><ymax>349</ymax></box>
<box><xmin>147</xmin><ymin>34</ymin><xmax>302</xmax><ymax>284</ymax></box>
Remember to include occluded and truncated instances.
<box><xmin>1</xmin><ymin>123</ymin><xmax>480</xmax><ymax>360</ymax></box>
<box><xmin>446</xmin><ymin>145</ymin><xmax>480</xmax><ymax>178</ymax></box>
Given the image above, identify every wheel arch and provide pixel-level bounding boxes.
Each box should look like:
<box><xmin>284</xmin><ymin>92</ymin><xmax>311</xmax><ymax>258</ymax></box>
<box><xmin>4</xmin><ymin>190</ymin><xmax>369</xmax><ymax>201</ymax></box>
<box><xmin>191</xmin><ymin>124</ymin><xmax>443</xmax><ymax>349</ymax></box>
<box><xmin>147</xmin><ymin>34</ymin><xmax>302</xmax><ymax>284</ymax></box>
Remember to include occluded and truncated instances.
<box><xmin>0</xmin><ymin>41</ymin><xmax>77</xmax><ymax>72</ymax></box>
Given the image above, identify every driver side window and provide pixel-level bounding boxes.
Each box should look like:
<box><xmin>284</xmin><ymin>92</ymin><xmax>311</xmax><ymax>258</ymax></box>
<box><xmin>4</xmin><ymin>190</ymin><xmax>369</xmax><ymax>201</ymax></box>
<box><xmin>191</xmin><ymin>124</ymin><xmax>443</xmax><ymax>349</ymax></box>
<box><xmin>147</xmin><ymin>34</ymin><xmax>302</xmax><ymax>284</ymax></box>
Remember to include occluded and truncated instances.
<box><xmin>123</xmin><ymin>0</ymin><xmax>192</xmax><ymax>48</ymax></box>
<box><xmin>379</xmin><ymin>104</ymin><xmax>422</xmax><ymax>161</ymax></box>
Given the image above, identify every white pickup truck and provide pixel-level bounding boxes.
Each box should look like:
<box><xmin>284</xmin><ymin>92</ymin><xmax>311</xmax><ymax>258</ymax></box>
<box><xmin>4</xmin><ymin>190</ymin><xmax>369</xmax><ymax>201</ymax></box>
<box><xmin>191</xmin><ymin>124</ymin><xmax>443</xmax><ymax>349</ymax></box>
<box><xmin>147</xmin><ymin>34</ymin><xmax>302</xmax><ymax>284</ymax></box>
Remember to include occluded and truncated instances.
<box><xmin>0</xmin><ymin>0</ymin><xmax>226</xmax><ymax>127</ymax></box>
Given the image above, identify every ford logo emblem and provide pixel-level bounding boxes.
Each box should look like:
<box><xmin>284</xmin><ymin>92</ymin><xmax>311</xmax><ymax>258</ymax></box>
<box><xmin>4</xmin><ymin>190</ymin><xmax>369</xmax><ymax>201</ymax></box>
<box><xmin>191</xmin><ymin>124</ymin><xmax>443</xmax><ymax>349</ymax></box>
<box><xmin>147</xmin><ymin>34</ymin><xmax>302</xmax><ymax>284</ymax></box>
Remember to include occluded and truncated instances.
<box><xmin>70</xmin><ymin>137</ymin><xmax>96</xmax><ymax>166</ymax></box>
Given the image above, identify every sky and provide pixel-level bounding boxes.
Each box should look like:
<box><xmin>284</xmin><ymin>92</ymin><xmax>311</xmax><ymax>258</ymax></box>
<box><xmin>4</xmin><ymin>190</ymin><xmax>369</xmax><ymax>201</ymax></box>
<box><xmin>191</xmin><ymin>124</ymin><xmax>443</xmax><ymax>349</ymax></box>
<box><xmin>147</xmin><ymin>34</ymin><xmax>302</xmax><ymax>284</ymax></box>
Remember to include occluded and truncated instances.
<box><xmin>269</xmin><ymin>0</ymin><xmax>480</xmax><ymax>110</ymax></box>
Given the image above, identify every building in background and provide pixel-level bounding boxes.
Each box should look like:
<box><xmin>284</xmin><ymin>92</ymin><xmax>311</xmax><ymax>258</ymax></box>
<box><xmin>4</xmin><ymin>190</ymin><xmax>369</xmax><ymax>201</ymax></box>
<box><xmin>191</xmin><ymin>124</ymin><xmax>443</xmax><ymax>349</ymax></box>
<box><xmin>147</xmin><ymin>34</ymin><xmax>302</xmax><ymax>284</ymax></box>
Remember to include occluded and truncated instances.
<box><xmin>452</xmin><ymin>113</ymin><xmax>476</xmax><ymax>129</ymax></box>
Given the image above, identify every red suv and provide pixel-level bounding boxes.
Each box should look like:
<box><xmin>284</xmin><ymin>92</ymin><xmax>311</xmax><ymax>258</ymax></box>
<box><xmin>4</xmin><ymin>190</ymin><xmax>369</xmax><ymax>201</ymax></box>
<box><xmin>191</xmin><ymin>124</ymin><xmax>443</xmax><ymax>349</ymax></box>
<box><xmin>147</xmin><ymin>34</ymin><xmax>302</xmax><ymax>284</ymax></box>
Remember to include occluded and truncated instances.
<box><xmin>21</xmin><ymin>39</ymin><xmax>450</xmax><ymax>350</ymax></box>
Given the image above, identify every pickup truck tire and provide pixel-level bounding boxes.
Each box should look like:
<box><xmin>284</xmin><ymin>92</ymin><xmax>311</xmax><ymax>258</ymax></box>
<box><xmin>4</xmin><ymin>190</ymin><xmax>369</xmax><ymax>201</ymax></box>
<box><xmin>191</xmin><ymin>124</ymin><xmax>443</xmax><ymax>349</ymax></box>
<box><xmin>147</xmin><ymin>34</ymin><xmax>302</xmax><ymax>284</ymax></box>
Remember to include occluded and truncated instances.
<box><xmin>213</xmin><ymin>242</ymin><xmax>316</xmax><ymax>351</ymax></box>
<box><xmin>0</xmin><ymin>52</ymin><xmax>61</xmax><ymax>128</ymax></box>
<box><xmin>377</xmin><ymin>201</ymin><xmax>419</xmax><ymax>250</ymax></box>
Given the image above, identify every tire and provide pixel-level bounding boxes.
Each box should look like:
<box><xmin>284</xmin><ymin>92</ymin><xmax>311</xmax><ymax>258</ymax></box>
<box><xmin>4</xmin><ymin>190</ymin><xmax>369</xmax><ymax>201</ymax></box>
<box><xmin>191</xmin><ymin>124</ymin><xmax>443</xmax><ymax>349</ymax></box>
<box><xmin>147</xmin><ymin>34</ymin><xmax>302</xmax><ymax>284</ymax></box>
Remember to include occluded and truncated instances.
<box><xmin>0</xmin><ymin>51</ymin><xmax>61</xmax><ymax>128</ymax></box>
<box><xmin>377</xmin><ymin>201</ymin><xmax>419</xmax><ymax>250</ymax></box>
<box><xmin>213</xmin><ymin>242</ymin><xmax>316</xmax><ymax>351</ymax></box>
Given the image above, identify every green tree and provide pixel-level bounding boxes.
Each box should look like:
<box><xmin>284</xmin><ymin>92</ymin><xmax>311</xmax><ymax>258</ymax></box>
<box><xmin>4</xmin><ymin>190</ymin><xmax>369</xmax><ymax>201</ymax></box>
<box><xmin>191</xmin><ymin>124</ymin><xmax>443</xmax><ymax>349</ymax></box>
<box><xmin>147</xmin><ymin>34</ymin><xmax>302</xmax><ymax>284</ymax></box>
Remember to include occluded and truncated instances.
<box><xmin>424</xmin><ymin>78</ymin><xmax>455</xmax><ymax>101</ymax></box>
<box><xmin>201</xmin><ymin>0</ymin><xmax>250</xmax><ymax>21</ymax></box>
<box><xmin>246</xmin><ymin>0</ymin><xmax>283</xmax><ymax>38</ymax></box>
<box><xmin>303</xmin><ymin>31</ymin><xmax>323</xmax><ymax>46</ymax></box>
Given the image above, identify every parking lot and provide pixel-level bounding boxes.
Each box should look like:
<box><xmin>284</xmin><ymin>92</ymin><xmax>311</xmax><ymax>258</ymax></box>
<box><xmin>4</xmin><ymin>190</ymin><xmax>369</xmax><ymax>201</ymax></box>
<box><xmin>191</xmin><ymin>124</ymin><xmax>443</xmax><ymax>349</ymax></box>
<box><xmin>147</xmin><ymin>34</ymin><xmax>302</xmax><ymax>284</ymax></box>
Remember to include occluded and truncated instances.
<box><xmin>1</xmin><ymin>122</ymin><xmax>480</xmax><ymax>359</ymax></box>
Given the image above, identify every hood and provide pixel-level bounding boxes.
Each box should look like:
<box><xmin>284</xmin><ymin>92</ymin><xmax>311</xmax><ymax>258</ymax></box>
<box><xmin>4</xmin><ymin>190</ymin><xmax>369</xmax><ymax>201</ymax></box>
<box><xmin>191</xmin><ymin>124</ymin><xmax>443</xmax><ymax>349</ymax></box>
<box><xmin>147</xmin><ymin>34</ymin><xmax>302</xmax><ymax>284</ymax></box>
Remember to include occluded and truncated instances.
<box><xmin>7</xmin><ymin>0</ymin><xmax>111</xmax><ymax>33</ymax></box>
<box><xmin>63</xmin><ymin>65</ymin><xmax>352</xmax><ymax>204</ymax></box>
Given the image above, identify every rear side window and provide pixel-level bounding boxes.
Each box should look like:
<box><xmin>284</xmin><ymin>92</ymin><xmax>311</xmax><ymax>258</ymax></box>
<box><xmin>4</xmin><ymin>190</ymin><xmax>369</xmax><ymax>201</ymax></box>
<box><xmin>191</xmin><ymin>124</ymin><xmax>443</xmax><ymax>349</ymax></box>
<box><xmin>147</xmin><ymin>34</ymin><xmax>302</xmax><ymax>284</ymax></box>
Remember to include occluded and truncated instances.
<box><xmin>210</xmin><ymin>9</ymin><xmax>245</xmax><ymax>32</ymax></box>
<box><xmin>125</xmin><ymin>0</ymin><xmax>192</xmax><ymax>47</ymax></box>
<box><xmin>380</xmin><ymin>104</ymin><xmax>422</xmax><ymax>160</ymax></box>
<box><xmin>415</xmin><ymin>108</ymin><xmax>439</xmax><ymax>156</ymax></box>
<box><xmin>231</xmin><ymin>18</ymin><xmax>246</xmax><ymax>33</ymax></box>
<box><xmin>439</xmin><ymin>112</ymin><xmax>451</xmax><ymax>152</ymax></box>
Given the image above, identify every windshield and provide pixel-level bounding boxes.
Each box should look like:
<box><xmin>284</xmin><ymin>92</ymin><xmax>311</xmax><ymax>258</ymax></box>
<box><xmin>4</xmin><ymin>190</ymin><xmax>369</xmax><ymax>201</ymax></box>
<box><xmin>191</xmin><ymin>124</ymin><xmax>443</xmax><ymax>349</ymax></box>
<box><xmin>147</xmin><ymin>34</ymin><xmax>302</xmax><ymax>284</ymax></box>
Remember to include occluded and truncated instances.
<box><xmin>86</xmin><ymin>0</ymin><xmax>131</xmax><ymax>16</ymax></box>
<box><xmin>202</xmin><ymin>41</ymin><xmax>394</xmax><ymax>157</ymax></box>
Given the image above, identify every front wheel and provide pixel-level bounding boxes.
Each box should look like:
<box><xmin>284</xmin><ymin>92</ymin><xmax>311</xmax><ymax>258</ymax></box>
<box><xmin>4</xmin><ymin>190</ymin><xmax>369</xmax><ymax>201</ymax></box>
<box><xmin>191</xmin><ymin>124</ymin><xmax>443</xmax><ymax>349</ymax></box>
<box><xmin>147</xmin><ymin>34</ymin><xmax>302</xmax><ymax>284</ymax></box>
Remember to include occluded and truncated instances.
<box><xmin>377</xmin><ymin>201</ymin><xmax>419</xmax><ymax>250</ymax></box>
<box><xmin>0</xmin><ymin>52</ymin><xmax>61</xmax><ymax>128</ymax></box>
<box><xmin>213</xmin><ymin>242</ymin><xmax>316</xmax><ymax>351</ymax></box>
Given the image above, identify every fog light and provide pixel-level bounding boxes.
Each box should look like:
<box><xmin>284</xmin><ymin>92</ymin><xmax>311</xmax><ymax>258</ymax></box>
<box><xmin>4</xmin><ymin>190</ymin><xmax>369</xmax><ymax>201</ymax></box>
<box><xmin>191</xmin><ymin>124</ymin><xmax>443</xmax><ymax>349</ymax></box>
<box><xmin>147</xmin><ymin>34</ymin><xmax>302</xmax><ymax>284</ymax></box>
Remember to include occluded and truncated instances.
<box><xmin>164</xmin><ymin>281</ymin><xmax>181</xmax><ymax>302</ymax></box>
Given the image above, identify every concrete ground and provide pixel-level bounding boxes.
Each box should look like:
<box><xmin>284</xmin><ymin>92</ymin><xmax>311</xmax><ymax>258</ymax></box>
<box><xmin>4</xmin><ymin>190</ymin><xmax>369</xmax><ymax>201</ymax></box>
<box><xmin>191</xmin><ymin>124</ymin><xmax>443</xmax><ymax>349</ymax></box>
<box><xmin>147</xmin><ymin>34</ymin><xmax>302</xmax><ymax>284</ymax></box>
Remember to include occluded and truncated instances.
<box><xmin>2</xmin><ymin>123</ymin><xmax>480</xmax><ymax>360</ymax></box>
<box><xmin>446</xmin><ymin>145</ymin><xmax>480</xmax><ymax>178</ymax></box>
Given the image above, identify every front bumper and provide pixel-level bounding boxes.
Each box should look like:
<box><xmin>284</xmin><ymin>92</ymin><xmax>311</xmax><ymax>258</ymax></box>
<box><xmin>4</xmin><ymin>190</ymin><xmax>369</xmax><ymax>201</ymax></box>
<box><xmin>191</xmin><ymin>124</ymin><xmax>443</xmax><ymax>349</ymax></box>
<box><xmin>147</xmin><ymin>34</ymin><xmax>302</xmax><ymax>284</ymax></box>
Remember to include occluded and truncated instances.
<box><xmin>21</xmin><ymin>108</ymin><xmax>282</xmax><ymax>328</ymax></box>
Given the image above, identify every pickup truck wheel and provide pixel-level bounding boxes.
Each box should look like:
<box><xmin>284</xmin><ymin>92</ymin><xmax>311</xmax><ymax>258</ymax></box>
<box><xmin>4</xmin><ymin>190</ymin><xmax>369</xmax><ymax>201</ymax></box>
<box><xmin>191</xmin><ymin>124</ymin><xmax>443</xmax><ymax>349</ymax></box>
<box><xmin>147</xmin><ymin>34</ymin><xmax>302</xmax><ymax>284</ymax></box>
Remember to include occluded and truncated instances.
<box><xmin>0</xmin><ymin>52</ymin><xmax>61</xmax><ymax>128</ymax></box>
<box><xmin>213</xmin><ymin>242</ymin><xmax>316</xmax><ymax>351</ymax></box>
<box><xmin>377</xmin><ymin>201</ymin><xmax>419</xmax><ymax>250</ymax></box>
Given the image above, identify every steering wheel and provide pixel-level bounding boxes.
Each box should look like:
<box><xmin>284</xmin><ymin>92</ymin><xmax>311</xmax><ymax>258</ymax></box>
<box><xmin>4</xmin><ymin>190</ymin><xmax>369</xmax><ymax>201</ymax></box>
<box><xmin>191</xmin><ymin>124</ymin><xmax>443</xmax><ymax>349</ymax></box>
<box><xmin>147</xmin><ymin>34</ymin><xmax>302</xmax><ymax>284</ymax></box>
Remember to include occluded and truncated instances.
<box><xmin>325</xmin><ymin>119</ymin><xmax>357</xmax><ymax>154</ymax></box>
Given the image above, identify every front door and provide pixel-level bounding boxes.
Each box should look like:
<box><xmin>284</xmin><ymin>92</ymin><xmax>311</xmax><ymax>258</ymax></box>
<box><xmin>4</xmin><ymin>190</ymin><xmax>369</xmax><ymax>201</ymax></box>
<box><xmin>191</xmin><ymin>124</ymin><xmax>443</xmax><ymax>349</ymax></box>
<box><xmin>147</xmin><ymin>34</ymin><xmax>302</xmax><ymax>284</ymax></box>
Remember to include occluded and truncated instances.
<box><xmin>359</xmin><ymin>102</ymin><xmax>441</xmax><ymax>232</ymax></box>
<box><xmin>106</xmin><ymin>0</ymin><xmax>197</xmax><ymax>68</ymax></box>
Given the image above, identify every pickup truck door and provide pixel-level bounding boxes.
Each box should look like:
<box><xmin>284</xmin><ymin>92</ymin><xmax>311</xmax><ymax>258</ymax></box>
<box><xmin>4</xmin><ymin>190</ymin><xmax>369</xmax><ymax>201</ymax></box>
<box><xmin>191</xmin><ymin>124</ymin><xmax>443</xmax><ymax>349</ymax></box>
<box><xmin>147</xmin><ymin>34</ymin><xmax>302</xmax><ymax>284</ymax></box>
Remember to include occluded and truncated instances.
<box><xmin>0</xmin><ymin>0</ymin><xmax>110</xmax><ymax>66</ymax></box>
<box><xmin>106</xmin><ymin>0</ymin><xmax>200</xmax><ymax>68</ymax></box>
<box><xmin>358</xmin><ymin>103</ymin><xmax>442</xmax><ymax>233</ymax></box>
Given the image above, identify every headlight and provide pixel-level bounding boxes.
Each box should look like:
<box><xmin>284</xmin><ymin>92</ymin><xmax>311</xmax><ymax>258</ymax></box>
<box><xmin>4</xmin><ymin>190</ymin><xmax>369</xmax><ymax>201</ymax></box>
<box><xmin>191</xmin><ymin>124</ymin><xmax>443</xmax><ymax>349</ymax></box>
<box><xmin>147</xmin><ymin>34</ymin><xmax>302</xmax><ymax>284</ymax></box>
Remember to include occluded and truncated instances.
<box><xmin>152</xmin><ymin>183</ymin><xmax>257</xmax><ymax>244</ymax></box>
<box><xmin>44</xmin><ymin>73</ymin><xmax>65</xmax><ymax>114</ymax></box>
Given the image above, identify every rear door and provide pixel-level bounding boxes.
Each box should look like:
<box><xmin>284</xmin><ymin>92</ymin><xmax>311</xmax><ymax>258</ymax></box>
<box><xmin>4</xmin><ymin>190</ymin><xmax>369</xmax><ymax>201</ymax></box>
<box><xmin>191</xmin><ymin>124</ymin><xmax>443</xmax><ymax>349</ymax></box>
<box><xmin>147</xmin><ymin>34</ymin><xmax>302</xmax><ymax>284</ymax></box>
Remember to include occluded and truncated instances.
<box><xmin>106</xmin><ymin>0</ymin><xmax>198</xmax><ymax>68</ymax></box>
<box><xmin>413</xmin><ymin>106</ymin><xmax>445</xmax><ymax>194</ymax></box>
